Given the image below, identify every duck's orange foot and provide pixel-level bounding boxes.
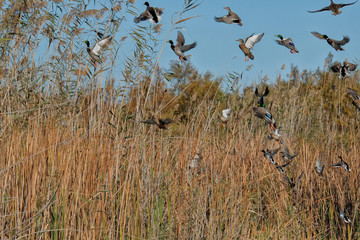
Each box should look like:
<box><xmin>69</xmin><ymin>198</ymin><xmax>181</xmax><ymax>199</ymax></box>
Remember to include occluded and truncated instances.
<box><xmin>180</xmin><ymin>56</ymin><xmax>184</xmax><ymax>61</ymax></box>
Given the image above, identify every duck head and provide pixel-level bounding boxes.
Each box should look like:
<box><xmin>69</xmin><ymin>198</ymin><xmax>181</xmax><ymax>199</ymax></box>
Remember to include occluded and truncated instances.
<box><xmin>275</xmin><ymin>34</ymin><xmax>283</xmax><ymax>40</ymax></box>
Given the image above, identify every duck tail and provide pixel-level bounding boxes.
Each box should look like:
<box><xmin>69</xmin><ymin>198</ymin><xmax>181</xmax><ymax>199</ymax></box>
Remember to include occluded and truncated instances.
<box><xmin>249</xmin><ymin>54</ymin><xmax>254</xmax><ymax>60</ymax></box>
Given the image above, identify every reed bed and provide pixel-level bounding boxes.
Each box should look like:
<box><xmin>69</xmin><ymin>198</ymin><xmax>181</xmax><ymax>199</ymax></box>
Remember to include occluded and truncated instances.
<box><xmin>1</xmin><ymin>0</ymin><xmax>360</xmax><ymax>239</ymax></box>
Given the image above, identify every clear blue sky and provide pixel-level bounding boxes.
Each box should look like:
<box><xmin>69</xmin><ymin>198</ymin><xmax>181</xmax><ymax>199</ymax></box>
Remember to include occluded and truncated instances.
<box><xmin>86</xmin><ymin>0</ymin><xmax>360</xmax><ymax>87</ymax></box>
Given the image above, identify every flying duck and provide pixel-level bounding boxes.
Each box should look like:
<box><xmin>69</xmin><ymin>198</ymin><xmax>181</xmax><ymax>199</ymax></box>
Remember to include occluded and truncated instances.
<box><xmin>83</xmin><ymin>35</ymin><xmax>113</xmax><ymax>66</ymax></box>
<box><xmin>346</xmin><ymin>88</ymin><xmax>360</xmax><ymax>110</ymax></box>
<box><xmin>311</xmin><ymin>32</ymin><xmax>349</xmax><ymax>51</ymax></box>
<box><xmin>253</xmin><ymin>106</ymin><xmax>276</xmax><ymax>130</ymax></box>
<box><xmin>330</xmin><ymin>156</ymin><xmax>351</xmax><ymax>172</ymax></box>
<box><xmin>236</xmin><ymin>33</ymin><xmax>264</xmax><ymax>61</ymax></box>
<box><xmin>255</xmin><ymin>86</ymin><xmax>269</xmax><ymax>107</ymax></box>
<box><xmin>134</xmin><ymin>2</ymin><xmax>164</xmax><ymax>24</ymax></box>
<box><xmin>330</xmin><ymin>60</ymin><xmax>357</xmax><ymax>78</ymax></box>
<box><xmin>167</xmin><ymin>31</ymin><xmax>197</xmax><ymax>61</ymax></box>
<box><xmin>308</xmin><ymin>0</ymin><xmax>358</xmax><ymax>15</ymax></box>
<box><xmin>214</xmin><ymin>7</ymin><xmax>242</xmax><ymax>26</ymax></box>
<box><xmin>275</xmin><ymin>34</ymin><xmax>299</xmax><ymax>53</ymax></box>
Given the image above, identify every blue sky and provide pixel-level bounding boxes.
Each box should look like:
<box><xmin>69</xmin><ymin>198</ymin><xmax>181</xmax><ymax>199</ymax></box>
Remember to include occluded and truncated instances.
<box><xmin>81</xmin><ymin>0</ymin><xmax>360</xmax><ymax>88</ymax></box>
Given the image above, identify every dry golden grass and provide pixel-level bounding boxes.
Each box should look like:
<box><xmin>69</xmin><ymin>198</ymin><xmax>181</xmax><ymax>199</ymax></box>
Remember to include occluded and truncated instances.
<box><xmin>1</xmin><ymin>70</ymin><xmax>360</xmax><ymax>239</ymax></box>
<box><xmin>0</xmin><ymin>0</ymin><xmax>360</xmax><ymax>239</ymax></box>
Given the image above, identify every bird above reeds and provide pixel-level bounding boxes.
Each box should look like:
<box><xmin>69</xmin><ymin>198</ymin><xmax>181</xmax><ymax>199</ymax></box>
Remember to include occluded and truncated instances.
<box><xmin>83</xmin><ymin>35</ymin><xmax>113</xmax><ymax>66</ymax></box>
<box><xmin>236</xmin><ymin>33</ymin><xmax>264</xmax><ymax>61</ymax></box>
<box><xmin>167</xmin><ymin>31</ymin><xmax>197</xmax><ymax>61</ymax></box>
<box><xmin>311</xmin><ymin>32</ymin><xmax>349</xmax><ymax>51</ymax></box>
<box><xmin>220</xmin><ymin>108</ymin><xmax>232</xmax><ymax>127</ymax></box>
<box><xmin>316</xmin><ymin>158</ymin><xmax>325</xmax><ymax>175</ymax></box>
<box><xmin>330</xmin><ymin>60</ymin><xmax>357</xmax><ymax>78</ymax></box>
<box><xmin>214</xmin><ymin>7</ymin><xmax>242</xmax><ymax>26</ymax></box>
<box><xmin>255</xmin><ymin>86</ymin><xmax>269</xmax><ymax>107</ymax></box>
<box><xmin>330</xmin><ymin>156</ymin><xmax>351</xmax><ymax>172</ymax></box>
<box><xmin>282</xmin><ymin>147</ymin><xmax>298</xmax><ymax>161</ymax></box>
<box><xmin>307</xmin><ymin>0</ymin><xmax>358</xmax><ymax>15</ymax></box>
<box><xmin>338</xmin><ymin>203</ymin><xmax>352</xmax><ymax>223</ymax></box>
<box><xmin>275</xmin><ymin>35</ymin><xmax>299</xmax><ymax>53</ymax></box>
<box><xmin>267</xmin><ymin>128</ymin><xmax>283</xmax><ymax>143</ymax></box>
<box><xmin>276</xmin><ymin>161</ymin><xmax>292</xmax><ymax>174</ymax></box>
<box><xmin>141</xmin><ymin>116</ymin><xmax>172</xmax><ymax>129</ymax></box>
<box><xmin>134</xmin><ymin>2</ymin><xmax>164</xmax><ymax>23</ymax></box>
<box><xmin>253</xmin><ymin>107</ymin><xmax>276</xmax><ymax>130</ymax></box>
<box><xmin>347</xmin><ymin>88</ymin><xmax>360</xmax><ymax>110</ymax></box>
<box><xmin>283</xmin><ymin>171</ymin><xmax>304</xmax><ymax>195</ymax></box>
<box><xmin>262</xmin><ymin>146</ymin><xmax>281</xmax><ymax>165</ymax></box>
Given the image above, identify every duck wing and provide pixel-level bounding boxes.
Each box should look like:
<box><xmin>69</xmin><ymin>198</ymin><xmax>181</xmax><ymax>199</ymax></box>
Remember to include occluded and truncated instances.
<box><xmin>311</xmin><ymin>31</ymin><xmax>326</xmax><ymax>40</ymax></box>
<box><xmin>179</xmin><ymin>42</ymin><xmax>197</xmax><ymax>52</ymax></box>
<box><xmin>347</xmin><ymin>88</ymin><xmax>360</xmax><ymax>100</ymax></box>
<box><xmin>134</xmin><ymin>10</ymin><xmax>152</xmax><ymax>23</ymax></box>
<box><xmin>346</xmin><ymin>62</ymin><xmax>357</xmax><ymax>71</ymax></box>
<box><xmin>92</xmin><ymin>36</ymin><xmax>112</xmax><ymax>55</ymax></box>
<box><xmin>245</xmin><ymin>33</ymin><xmax>264</xmax><ymax>50</ymax></box>
<box><xmin>330</xmin><ymin>62</ymin><xmax>342</xmax><ymax>72</ymax></box>
<box><xmin>339</xmin><ymin>0</ymin><xmax>358</xmax><ymax>8</ymax></box>
<box><xmin>333</xmin><ymin>36</ymin><xmax>350</xmax><ymax>45</ymax></box>
<box><xmin>307</xmin><ymin>6</ymin><xmax>331</xmax><ymax>13</ymax></box>
<box><xmin>176</xmin><ymin>31</ymin><xmax>185</xmax><ymax>47</ymax></box>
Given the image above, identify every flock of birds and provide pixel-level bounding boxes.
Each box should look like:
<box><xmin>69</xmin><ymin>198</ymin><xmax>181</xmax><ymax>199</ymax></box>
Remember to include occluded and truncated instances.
<box><xmin>82</xmin><ymin>1</ymin><xmax>359</xmax><ymax>77</ymax></box>
<box><xmin>80</xmin><ymin>1</ymin><xmax>360</xmax><ymax>224</ymax></box>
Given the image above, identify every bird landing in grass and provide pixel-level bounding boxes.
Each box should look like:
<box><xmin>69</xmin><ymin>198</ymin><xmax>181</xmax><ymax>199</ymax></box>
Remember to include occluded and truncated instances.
<box><xmin>347</xmin><ymin>88</ymin><xmax>360</xmax><ymax>110</ymax></box>
<box><xmin>255</xmin><ymin>86</ymin><xmax>269</xmax><ymax>107</ymax></box>
<box><xmin>262</xmin><ymin>146</ymin><xmax>281</xmax><ymax>166</ymax></box>
<box><xmin>282</xmin><ymin>147</ymin><xmax>298</xmax><ymax>161</ymax></box>
<box><xmin>330</xmin><ymin>156</ymin><xmax>351</xmax><ymax>172</ymax></box>
<box><xmin>268</xmin><ymin>128</ymin><xmax>283</xmax><ymax>143</ymax></box>
<box><xmin>338</xmin><ymin>203</ymin><xmax>352</xmax><ymax>223</ymax></box>
<box><xmin>253</xmin><ymin>106</ymin><xmax>277</xmax><ymax>130</ymax></box>
<box><xmin>220</xmin><ymin>108</ymin><xmax>232</xmax><ymax>127</ymax></box>
<box><xmin>330</xmin><ymin>60</ymin><xmax>357</xmax><ymax>78</ymax></box>
<box><xmin>141</xmin><ymin>116</ymin><xmax>172</xmax><ymax>129</ymax></box>
<box><xmin>316</xmin><ymin>158</ymin><xmax>325</xmax><ymax>175</ymax></box>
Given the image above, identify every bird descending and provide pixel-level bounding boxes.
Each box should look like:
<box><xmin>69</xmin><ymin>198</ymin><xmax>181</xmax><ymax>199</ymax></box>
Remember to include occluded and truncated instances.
<box><xmin>220</xmin><ymin>108</ymin><xmax>232</xmax><ymax>126</ymax></box>
<box><xmin>134</xmin><ymin>2</ymin><xmax>164</xmax><ymax>24</ymax></box>
<box><xmin>307</xmin><ymin>0</ymin><xmax>358</xmax><ymax>15</ymax></box>
<box><xmin>330</xmin><ymin>156</ymin><xmax>351</xmax><ymax>172</ymax></box>
<box><xmin>338</xmin><ymin>203</ymin><xmax>352</xmax><ymax>223</ymax></box>
<box><xmin>283</xmin><ymin>171</ymin><xmax>304</xmax><ymax>195</ymax></box>
<box><xmin>311</xmin><ymin>32</ymin><xmax>349</xmax><ymax>51</ymax></box>
<box><xmin>253</xmin><ymin>107</ymin><xmax>277</xmax><ymax>130</ymax></box>
<box><xmin>214</xmin><ymin>7</ymin><xmax>242</xmax><ymax>26</ymax></box>
<box><xmin>262</xmin><ymin>147</ymin><xmax>281</xmax><ymax>165</ymax></box>
<box><xmin>141</xmin><ymin>117</ymin><xmax>172</xmax><ymax>129</ymax></box>
<box><xmin>330</xmin><ymin>60</ymin><xmax>357</xmax><ymax>78</ymax></box>
<box><xmin>237</xmin><ymin>33</ymin><xmax>264</xmax><ymax>61</ymax></box>
<box><xmin>347</xmin><ymin>88</ymin><xmax>360</xmax><ymax>110</ymax></box>
<box><xmin>268</xmin><ymin>128</ymin><xmax>282</xmax><ymax>143</ymax></box>
<box><xmin>167</xmin><ymin>31</ymin><xmax>197</xmax><ymax>61</ymax></box>
<box><xmin>282</xmin><ymin>147</ymin><xmax>298</xmax><ymax>161</ymax></box>
<box><xmin>275</xmin><ymin>35</ymin><xmax>299</xmax><ymax>53</ymax></box>
<box><xmin>316</xmin><ymin>158</ymin><xmax>325</xmax><ymax>175</ymax></box>
<box><xmin>255</xmin><ymin>86</ymin><xmax>269</xmax><ymax>107</ymax></box>
<box><xmin>83</xmin><ymin>35</ymin><xmax>113</xmax><ymax>66</ymax></box>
